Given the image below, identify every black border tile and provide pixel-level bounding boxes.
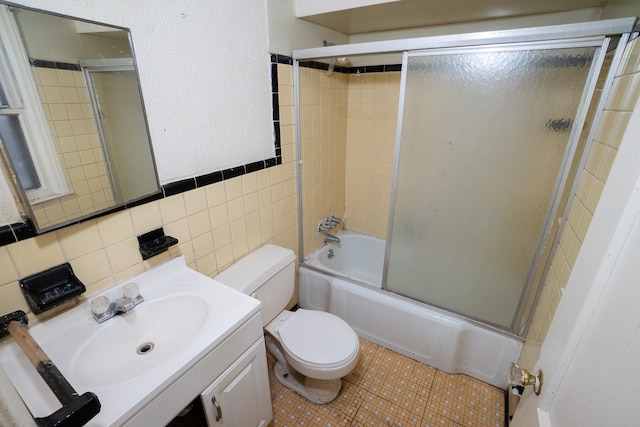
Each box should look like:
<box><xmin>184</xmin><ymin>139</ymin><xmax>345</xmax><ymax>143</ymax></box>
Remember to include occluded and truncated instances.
<box><xmin>385</xmin><ymin>64</ymin><xmax>402</xmax><ymax>72</ymax></box>
<box><xmin>0</xmin><ymin>225</ymin><xmax>16</xmax><ymax>246</ymax></box>
<box><xmin>274</xmin><ymin>54</ymin><xmax>293</xmax><ymax>65</ymax></box>
<box><xmin>30</xmin><ymin>59</ymin><xmax>81</xmax><ymax>71</ymax></box>
<box><xmin>365</xmin><ymin>65</ymin><xmax>384</xmax><ymax>73</ymax></box>
<box><xmin>349</xmin><ymin>66</ymin><xmax>367</xmax><ymax>74</ymax></box>
<box><xmin>222</xmin><ymin>166</ymin><xmax>246</xmax><ymax>180</ymax></box>
<box><xmin>245</xmin><ymin>160</ymin><xmax>265</xmax><ymax>174</ymax></box>
<box><xmin>265</xmin><ymin>157</ymin><xmax>277</xmax><ymax>168</ymax></box>
<box><xmin>162</xmin><ymin>178</ymin><xmax>196</xmax><ymax>197</ymax></box>
<box><xmin>12</xmin><ymin>221</ymin><xmax>36</xmax><ymax>241</ymax></box>
<box><xmin>271</xmin><ymin>63</ymin><xmax>279</xmax><ymax>93</ymax></box>
<box><xmin>272</xmin><ymin>93</ymin><xmax>280</xmax><ymax>121</ymax></box>
<box><xmin>274</xmin><ymin>122</ymin><xmax>281</xmax><ymax>148</ymax></box>
<box><xmin>195</xmin><ymin>171</ymin><xmax>223</xmax><ymax>187</ymax></box>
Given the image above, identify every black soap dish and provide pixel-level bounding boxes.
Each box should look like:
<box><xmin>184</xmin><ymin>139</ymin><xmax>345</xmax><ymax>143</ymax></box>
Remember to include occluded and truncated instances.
<box><xmin>138</xmin><ymin>227</ymin><xmax>178</xmax><ymax>260</ymax></box>
<box><xmin>20</xmin><ymin>263</ymin><xmax>86</xmax><ymax>314</ymax></box>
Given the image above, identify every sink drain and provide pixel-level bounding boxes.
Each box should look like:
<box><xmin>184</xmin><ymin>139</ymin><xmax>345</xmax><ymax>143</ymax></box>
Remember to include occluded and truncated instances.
<box><xmin>137</xmin><ymin>342</ymin><xmax>155</xmax><ymax>355</ymax></box>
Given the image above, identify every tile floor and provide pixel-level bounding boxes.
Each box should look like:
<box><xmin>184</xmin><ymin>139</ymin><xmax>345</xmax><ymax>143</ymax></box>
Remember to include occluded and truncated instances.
<box><xmin>267</xmin><ymin>339</ymin><xmax>505</xmax><ymax>427</ymax></box>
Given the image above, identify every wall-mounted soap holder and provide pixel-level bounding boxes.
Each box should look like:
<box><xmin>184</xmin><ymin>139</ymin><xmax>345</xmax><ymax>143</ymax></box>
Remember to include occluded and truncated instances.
<box><xmin>20</xmin><ymin>263</ymin><xmax>86</xmax><ymax>314</ymax></box>
<box><xmin>137</xmin><ymin>227</ymin><xmax>178</xmax><ymax>260</ymax></box>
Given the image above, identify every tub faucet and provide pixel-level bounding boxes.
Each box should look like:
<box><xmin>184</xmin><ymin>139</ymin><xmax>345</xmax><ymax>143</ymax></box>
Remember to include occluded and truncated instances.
<box><xmin>324</xmin><ymin>233</ymin><xmax>340</xmax><ymax>244</ymax></box>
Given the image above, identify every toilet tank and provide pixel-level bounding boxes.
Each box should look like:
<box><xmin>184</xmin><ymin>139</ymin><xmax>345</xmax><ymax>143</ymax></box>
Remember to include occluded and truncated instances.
<box><xmin>214</xmin><ymin>244</ymin><xmax>296</xmax><ymax>326</ymax></box>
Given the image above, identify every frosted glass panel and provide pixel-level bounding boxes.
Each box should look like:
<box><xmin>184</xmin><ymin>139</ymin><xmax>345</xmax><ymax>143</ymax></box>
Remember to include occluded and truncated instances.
<box><xmin>386</xmin><ymin>47</ymin><xmax>596</xmax><ymax>329</ymax></box>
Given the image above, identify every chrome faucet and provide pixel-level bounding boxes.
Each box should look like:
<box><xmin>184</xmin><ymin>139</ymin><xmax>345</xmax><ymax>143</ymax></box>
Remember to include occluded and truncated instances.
<box><xmin>318</xmin><ymin>213</ymin><xmax>342</xmax><ymax>245</ymax></box>
<box><xmin>91</xmin><ymin>283</ymin><xmax>144</xmax><ymax>323</ymax></box>
<box><xmin>114</xmin><ymin>297</ymin><xmax>135</xmax><ymax>314</ymax></box>
<box><xmin>324</xmin><ymin>233</ymin><xmax>340</xmax><ymax>244</ymax></box>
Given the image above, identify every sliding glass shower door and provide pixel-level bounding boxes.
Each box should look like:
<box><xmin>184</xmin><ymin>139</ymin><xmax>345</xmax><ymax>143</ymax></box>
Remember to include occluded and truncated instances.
<box><xmin>385</xmin><ymin>42</ymin><xmax>605</xmax><ymax>330</ymax></box>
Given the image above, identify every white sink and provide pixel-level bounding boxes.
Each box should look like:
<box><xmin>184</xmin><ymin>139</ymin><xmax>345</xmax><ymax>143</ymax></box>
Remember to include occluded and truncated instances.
<box><xmin>70</xmin><ymin>293</ymin><xmax>211</xmax><ymax>386</ymax></box>
<box><xmin>0</xmin><ymin>256</ymin><xmax>260</xmax><ymax>426</ymax></box>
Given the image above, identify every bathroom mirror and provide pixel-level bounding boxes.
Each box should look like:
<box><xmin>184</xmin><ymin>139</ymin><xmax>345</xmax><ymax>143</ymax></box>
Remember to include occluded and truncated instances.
<box><xmin>0</xmin><ymin>3</ymin><xmax>159</xmax><ymax>232</ymax></box>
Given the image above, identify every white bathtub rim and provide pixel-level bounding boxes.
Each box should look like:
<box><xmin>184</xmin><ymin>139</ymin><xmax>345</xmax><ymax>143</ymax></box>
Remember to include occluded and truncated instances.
<box><xmin>299</xmin><ymin>263</ymin><xmax>524</xmax><ymax>342</ymax></box>
<box><xmin>302</xmin><ymin>257</ymin><xmax>381</xmax><ymax>288</ymax></box>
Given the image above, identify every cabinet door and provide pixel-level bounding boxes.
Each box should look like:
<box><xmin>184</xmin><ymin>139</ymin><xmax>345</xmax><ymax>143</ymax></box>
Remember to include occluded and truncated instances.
<box><xmin>201</xmin><ymin>338</ymin><xmax>272</xmax><ymax>427</ymax></box>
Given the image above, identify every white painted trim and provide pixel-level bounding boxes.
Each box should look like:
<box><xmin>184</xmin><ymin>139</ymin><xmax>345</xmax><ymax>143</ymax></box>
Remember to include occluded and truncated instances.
<box><xmin>293</xmin><ymin>18</ymin><xmax>635</xmax><ymax>59</ymax></box>
<box><xmin>537</xmin><ymin>407</ymin><xmax>552</xmax><ymax>427</ymax></box>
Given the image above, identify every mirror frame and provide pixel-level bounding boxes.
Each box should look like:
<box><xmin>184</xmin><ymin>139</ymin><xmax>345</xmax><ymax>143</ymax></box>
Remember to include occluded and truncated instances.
<box><xmin>0</xmin><ymin>1</ymin><xmax>161</xmax><ymax>234</ymax></box>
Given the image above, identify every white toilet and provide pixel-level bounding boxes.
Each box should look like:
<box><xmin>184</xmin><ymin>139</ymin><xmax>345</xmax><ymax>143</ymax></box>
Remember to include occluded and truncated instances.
<box><xmin>215</xmin><ymin>244</ymin><xmax>359</xmax><ymax>404</ymax></box>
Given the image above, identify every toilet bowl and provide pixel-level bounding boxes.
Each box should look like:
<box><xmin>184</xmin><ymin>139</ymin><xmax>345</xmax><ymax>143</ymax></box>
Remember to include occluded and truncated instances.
<box><xmin>264</xmin><ymin>309</ymin><xmax>359</xmax><ymax>403</ymax></box>
<box><xmin>215</xmin><ymin>244</ymin><xmax>359</xmax><ymax>404</ymax></box>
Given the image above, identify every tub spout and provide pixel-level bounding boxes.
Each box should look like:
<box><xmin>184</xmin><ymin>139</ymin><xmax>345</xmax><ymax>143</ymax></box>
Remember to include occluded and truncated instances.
<box><xmin>324</xmin><ymin>233</ymin><xmax>340</xmax><ymax>244</ymax></box>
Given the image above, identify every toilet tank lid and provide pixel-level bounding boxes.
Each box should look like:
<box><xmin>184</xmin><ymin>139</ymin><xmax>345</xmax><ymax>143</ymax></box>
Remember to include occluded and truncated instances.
<box><xmin>214</xmin><ymin>244</ymin><xmax>296</xmax><ymax>294</ymax></box>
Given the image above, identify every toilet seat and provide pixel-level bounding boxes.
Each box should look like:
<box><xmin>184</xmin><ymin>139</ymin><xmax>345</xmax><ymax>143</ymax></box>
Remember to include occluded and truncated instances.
<box><xmin>277</xmin><ymin>309</ymin><xmax>359</xmax><ymax>379</ymax></box>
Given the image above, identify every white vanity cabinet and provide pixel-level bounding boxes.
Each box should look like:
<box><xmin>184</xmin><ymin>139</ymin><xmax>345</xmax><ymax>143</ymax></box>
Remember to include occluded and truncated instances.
<box><xmin>124</xmin><ymin>312</ymin><xmax>272</xmax><ymax>427</ymax></box>
<box><xmin>201</xmin><ymin>337</ymin><xmax>272</xmax><ymax>426</ymax></box>
<box><xmin>0</xmin><ymin>257</ymin><xmax>273</xmax><ymax>427</ymax></box>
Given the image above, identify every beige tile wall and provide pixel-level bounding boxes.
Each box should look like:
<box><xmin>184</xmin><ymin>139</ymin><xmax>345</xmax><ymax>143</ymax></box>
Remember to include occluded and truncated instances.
<box><xmin>30</xmin><ymin>66</ymin><xmax>115</xmax><ymax>229</ymax></box>
<box><xmin>296</xmin><ymin>67</ymin><xmax>348</xmax><ymax>257</ymax></box>
<box><xmin>0</xmin><ymin>65</ymin><xmax>298</xmax><ymax>319</ymax></box>
<box><xmin>344</xmin><ymin>72</ymin><xmax>400</xmax><ymax>239</ymax></box>
<box><xmin>519</xmin><ymin>37</ymin><xmax>640</xmax><ymax>366</ymax></box>
<box><xmin>294</xmin><ymin>67</ymin><xmax>400</xmax><ymax>257</ymax></box>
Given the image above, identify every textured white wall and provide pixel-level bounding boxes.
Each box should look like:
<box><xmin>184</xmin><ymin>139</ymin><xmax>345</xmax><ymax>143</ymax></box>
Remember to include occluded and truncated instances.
<box><xmin>7</xmin><ymin>0</ymin><xmax>273</xmax><ymax>183</ymax></box>
<box><xmin>267</xmin><ymin>0</ymin><xmax>348</xmax><ymax>55</ymax></box>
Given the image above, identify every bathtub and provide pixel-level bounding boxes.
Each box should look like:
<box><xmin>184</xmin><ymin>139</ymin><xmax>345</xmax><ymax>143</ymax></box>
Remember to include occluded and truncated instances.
<box><xmin>304</xmin><ymin>231</ymin><xmax>385</xmax><ymax>287</ymax></box>
<box><xmin>299</xmin><ymin>231</ymin><xmax>522</xmax><ymax>389</ymax></box>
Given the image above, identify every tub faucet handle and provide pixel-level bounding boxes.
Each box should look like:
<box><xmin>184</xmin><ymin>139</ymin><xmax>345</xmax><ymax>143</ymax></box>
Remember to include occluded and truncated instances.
<box><xmin>328</xmin><ymin>215</ymin><xmax>342</xmax><ymax>225</ymax></box>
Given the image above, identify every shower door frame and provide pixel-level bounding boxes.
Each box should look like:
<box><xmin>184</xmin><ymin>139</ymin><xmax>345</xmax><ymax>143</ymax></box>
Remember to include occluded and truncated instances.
<box><xmin>292</xmin><ymin>17</ymin><xmax>636</xmax><ymax>337</ymax></box>
<box><xmin>385</xmin><ymin>38</ymin><xmax>609</xmax><ymax>333</ymax></box>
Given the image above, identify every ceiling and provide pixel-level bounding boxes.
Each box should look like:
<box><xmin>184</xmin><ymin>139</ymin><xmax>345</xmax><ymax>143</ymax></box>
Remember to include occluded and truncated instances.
<box><xmin>297</xmin><ymin>0</ymin><xmax>608</xmax><ymax>34</ymax></box>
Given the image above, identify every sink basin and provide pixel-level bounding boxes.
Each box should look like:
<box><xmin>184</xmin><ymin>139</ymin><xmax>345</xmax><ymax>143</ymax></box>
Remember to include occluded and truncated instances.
<box><xmin>0</xmin><ymin>256</ymin><xmax>261</xmax><ymax>426</ymax></box>
<box><xmin>71</xmin><ymin>293</ymin><xmax>211</xmax><ymax>386</ymax></box>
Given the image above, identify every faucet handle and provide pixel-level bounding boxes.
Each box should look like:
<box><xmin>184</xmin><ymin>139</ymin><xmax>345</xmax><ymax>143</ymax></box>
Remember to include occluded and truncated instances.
<box><xmin>123</xmin><ymin>282</ymin><xmax>144</xmax><ymax>305</ymax></box>
<box><xmin>91</xmin><ymin>296</ymin><xmax>110</xmax><ymax>315</ymax></box>
<box><xmin>328</xmin><ymin>216</ymin><xmax>342</xmax><ymax>225</ymax></box>
<box><xmin>123</xmin><ymin>283</ymin><xmax>140</xmax><ymax>299</ymax></box>
<box><xmin>91</xmin><ymin>296</ymin><xmax>112</xmax><ymax>323</ymax></box>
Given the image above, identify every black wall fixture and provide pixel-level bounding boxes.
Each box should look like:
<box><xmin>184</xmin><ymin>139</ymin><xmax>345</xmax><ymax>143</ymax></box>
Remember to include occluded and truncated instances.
<box><xmin>20</xmin><ymin>263</ymin><xmax>86</xmax><ymax>314</ymax></box>
<box><xmin>138</xmin><ymin>227</ymin><xmax>178</xmax><ymax>260</ymax></box>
